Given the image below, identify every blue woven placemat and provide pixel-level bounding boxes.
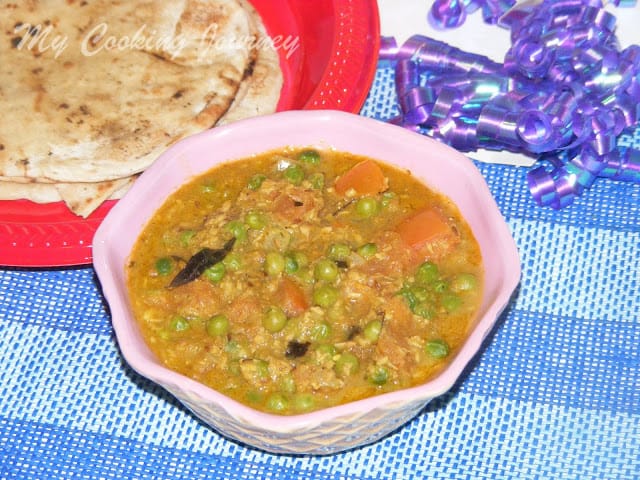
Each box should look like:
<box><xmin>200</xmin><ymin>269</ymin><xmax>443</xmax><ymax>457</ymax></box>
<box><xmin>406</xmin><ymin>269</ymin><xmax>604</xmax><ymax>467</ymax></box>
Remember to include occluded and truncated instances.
<box><xmin>0</xmin><ymin>65</ymin><xmax>638</xmax><ymax>480</ymax></box>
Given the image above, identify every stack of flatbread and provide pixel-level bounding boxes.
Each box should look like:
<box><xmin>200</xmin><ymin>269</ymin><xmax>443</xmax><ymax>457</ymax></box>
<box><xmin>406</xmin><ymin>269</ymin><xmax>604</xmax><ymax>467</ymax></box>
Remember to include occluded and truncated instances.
<box><xmin>0</xmin><ymin>0</ymin><xmax>282</xmax><ymax>217</ymax></box>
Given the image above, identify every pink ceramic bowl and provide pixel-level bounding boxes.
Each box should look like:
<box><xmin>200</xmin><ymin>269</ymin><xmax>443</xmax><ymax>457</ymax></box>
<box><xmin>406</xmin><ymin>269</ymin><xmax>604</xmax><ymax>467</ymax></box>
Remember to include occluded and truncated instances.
<box><xmin>93</xmin><ymin>110</ymin><xmax>521</xmax><ymax>455</ymax></box>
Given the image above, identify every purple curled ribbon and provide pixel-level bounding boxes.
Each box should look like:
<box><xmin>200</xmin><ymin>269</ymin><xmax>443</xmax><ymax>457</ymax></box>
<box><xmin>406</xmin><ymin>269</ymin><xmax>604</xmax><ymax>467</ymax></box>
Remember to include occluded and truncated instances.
<box><xmin>427</xmin><ymin>0</ymin><xmax>496</xmax><ymax>29</ymax></box>
<box><xmin>401</xmin><ymin>86</ymin><xmax>437</xmax><ymax>125</ymax></box>
<box><xmin>428</xmin><ymin>0</ymin><xmax>468</xmax><ymax>30</ymax></box>
<box><xmin>378</xmin><ymin>36</ymin><xmax>399</xmax><ymax>64</ymax></box>
<box><xmin>386</xmin><ymin>0</ymin><xmax>639</xmax><ymax>209</ymax></box>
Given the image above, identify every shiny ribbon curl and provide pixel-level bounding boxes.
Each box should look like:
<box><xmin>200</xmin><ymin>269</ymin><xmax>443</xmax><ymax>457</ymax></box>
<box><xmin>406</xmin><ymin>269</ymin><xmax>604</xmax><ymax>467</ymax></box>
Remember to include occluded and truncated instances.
<box><xmin>428</xmin><ymin>0</ymin><xmax>468</xmax><ymax>29</ymax></box>
<box><xmin>384</xmin><ymin>0</ymin><xmax>639</xmax><ymax>208</ymax></box>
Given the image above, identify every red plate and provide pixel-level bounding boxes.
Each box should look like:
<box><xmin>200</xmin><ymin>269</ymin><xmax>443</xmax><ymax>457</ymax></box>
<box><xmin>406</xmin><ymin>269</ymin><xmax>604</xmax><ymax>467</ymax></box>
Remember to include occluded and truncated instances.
<box><xmin>0</xmin><ymin>0</ymin><xmax>380</xmax><ymax>267</ymax></box>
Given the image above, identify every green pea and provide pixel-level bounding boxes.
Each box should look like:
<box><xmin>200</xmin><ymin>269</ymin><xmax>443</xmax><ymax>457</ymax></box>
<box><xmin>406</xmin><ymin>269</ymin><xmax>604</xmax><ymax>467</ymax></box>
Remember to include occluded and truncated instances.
<box><xmin>245</xmin><ymin>211</ymin><xmax>266</xmax><ymax>230</ymax></box>
<box><xmin>241</xmin><ymin>359</ymin><xmax>270</xmax><ymax>383</ymax></box>
<box><xmin>298</xmin><ymin>149</ymin><xmax>321</xmax><ymax>164</ymax></box>
<box><xmin>297</xmin><ymin>267</ymin><xmax>315</xmax><ymax>285</ymax></box>
<box><xmin>334</xmin><ymin>352</ymin><xmax>359</xmax><ymax>377</ymax></box>
<box><xmin>291</xmin><ymin>252</ymin><xmax>309</xmax><ymax>268</ymax></box>
<box><xmin>169</xmin><ymin>315</ymin><xmax>189</xmax><ymax>332</ymax></box>
<box><xmin>223</xmin><ymin>253</ymin><xmax>241</xmax><ymax>271</ymax></box>
<box><xmin>315</xmin><ymin>343</ymin><xmax>337</xmax><ymax>359</ymax></box>
<box><xmin>314</xmin><ymin>259</ymin><xmax>339</xmax><ymax>281</ymax></box>
<box><xmin>266</xmin><ymin>393</ymin><xmax>289</xmax><ymax>412</ymax></box>
<box><xmin>246</xmin><ymin>391</ymin><xmax>262</xmax><ymax>404</ymax></box>
<box><xmin>228</xmin><ymin>360</ymin><xmax>241</xmax><ymax>376</ymax></box>
<box><xmin>313</xmin><ymin>285</ymin><xmax>339</xmax><ymax>308</ymax></box>
<box><xmin>283</xmin><ymin>164</ymin><xmax>304</xmax><ymax>185</ymax></box>
<box><xmin>309</xmin><ymin>172</ymin><xmax>325</xmax><ymax>190</ymax></box>
<box><xmin>293</xmin><ymin>393</ymin><xmax>316</xmax><ymax>412</ymax></box>
<box><xmin>357</xmin><ymin>243</ymin><xmax>377</xmax><ymax>259</ymax></box>
<box><xmin>450</xmin><ymin>273</ymin><xmax>478</xmax><ymax>292</ymax></box>
<box><xmin>155</xmin><ymin>257</ymin><xmax>173</xmax><ymax>276</ymax></box>
<box><xmin>225</xmin><ymin>340</ymin><xmax>246</xmax><ymax>360</ymax></box>
<box><xmin>312</xmin><ymin>322</ymin><xmax>332</xmax><ymax>341</ymax></box>
<box><xmin>356</xmin><ymin>197</ymin><xmax>379</xmax><ymax>218</ymax></box>
<box><xmin>264</xmin><ymin>251</ymin><xmax>286</xmax><ymax>276</ymax></box>
<box><xmin>380</xmin><ymin>191</ymin><xmax>396</xmax><ymax>208</ymax></box>
<box><xmin>206</xmin><ymin>314</ymin><xmax>229</xmax><ymax>336</ymax></box>
<box><xmin>180</xmin><ymin>230</ymin><xmax>196</xmax><ymax>247</ymax></box>
<box><xmin>200</xmin><ymin>183</ymin><xmax>216</xmax><ymax>194</ymax></box>
<box><xmin>280</xmin><ymin>374</ymin><xmax>297</xmax><ymax>394</ymax></box>
<box><xmin>227</xmin><ymin>220</ymin><xmax>247</xmax><ymax>241</ymax></box>
<box><xmin>442</xmin><ymin>294</ymin><xmax>462</xmax><ymax>312</ymax></box>
<box><xmin>363</xmin><ymin>319</ymin><xmax>382</xmax><ymax>342</ymax></box>
<box><xmin>425</xmin><ymin>339</ymin><xmax>450</xmax><ymax>358</ymax></box>
<box><xmin>369</xmin><ymin>365</ymin><xmax>390</xmax><ymax>385</ymax></box>
<box><xmin>327</xmin><ymin>243</ymin><xmax>351</xmax><ymax>261</ymax></box>
<box><xmin>416</xmin><ymin>261</ymin><xmax>439</xmax><ymax>284</ymax></box>
<box><xmin>248</xmin><ymin>173</ymin><xmax>266</xmax><ymax>190</ymax></box>
<box><xmin>263</xmin><ymin>306</ymin><xmax>287</xmax><ymax>333</ymax></box>
<box><xmin>203</xmin><ymin>262</ymin><xmax>225</xmax><ymax>283</ymax></box>
<box><xmin>254</xmin><ymin>359</ymin><xmax>270</xmax><ymax>378</ymax></box>
<box><xmin>326</xmin><ymin>304</ymin><xmax>346</xmax><ymax>323</ymax></box>
<box><xmin>284</xmin><ymin>254</ymin><xmax>299</xmax><ymax>274</ymax></box>
<box><xmin>432</xmin><ymin>280</ymin><xmax>448</xmax><ymax>293</ymax></box>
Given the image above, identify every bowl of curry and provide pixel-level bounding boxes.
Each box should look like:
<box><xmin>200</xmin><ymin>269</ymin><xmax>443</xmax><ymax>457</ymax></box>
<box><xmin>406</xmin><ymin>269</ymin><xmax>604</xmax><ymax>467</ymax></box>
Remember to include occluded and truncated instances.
<box><xmin>93</xmin><ymin>110</ymin><xmax>521</xmax><ymax>455</ymax></box>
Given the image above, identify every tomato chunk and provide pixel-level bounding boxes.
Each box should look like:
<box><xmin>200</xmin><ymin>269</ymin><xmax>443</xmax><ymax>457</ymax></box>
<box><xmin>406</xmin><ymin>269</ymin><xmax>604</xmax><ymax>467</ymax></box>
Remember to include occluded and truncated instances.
<box><xmin>396</xmin><ymin>208</ymin><xmax>452</xmax><ymax>249</ymax></box>
<box><xmin>334</xmin><ymin>159</ymin><xmax>387</xmax><ymax>196</ymax></box>
<box><xmin>279</xmin><ymin>277</ymin><xmax>309</xmax><ymax>317</ymax></box>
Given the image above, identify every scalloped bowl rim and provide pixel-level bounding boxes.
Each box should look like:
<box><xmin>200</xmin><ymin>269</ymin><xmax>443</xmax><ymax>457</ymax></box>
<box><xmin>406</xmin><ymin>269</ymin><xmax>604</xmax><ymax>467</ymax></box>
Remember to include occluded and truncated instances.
<box><xmin>93</xmin><ymin>110</ymin><xmax>521</xmax><ymax>434</ymax></box>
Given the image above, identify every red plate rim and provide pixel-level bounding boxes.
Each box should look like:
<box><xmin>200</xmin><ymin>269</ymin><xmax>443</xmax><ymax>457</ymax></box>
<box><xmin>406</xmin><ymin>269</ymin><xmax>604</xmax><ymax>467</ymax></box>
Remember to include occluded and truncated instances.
<box><xmin>0</xmin><ymin>0</ymin><xmax>380</xmax><ymax>268</ymax></box>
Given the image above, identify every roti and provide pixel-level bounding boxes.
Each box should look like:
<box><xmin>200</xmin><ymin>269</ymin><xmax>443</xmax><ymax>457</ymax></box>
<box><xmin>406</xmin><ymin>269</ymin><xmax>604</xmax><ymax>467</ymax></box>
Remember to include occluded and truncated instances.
<box><xmin>0</xmin><ymin>176</ymin><xmax>136</xmax><ymax>216</ymax></box>
<box><xmin>0</xmin><ymin>0</ymin><xmax>282</xmax><ymax>217</ymax></box>
<box><xmin>0</xmin><ymin>0</ymin><xmax>251</xmax><ymax>182</ymax></box>
<box><xmin>216</xmin><ymin>0</ymin><xmax>283</xmax><ymax>125</ymax></box>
